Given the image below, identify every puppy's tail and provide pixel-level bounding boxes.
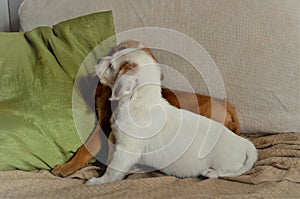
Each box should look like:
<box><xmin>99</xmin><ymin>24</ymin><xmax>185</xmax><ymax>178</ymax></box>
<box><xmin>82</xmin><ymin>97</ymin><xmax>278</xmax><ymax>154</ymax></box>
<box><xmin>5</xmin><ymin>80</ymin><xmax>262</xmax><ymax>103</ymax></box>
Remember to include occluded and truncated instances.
<box><xmin>230</xmin><ymin>139</ymin><xmax>258</xmax><ymax>177</ymax></box>
<box><xmin>227</xmin><ymin>103</ymin><xmax>241</xmax><ymax>135</ymax></box>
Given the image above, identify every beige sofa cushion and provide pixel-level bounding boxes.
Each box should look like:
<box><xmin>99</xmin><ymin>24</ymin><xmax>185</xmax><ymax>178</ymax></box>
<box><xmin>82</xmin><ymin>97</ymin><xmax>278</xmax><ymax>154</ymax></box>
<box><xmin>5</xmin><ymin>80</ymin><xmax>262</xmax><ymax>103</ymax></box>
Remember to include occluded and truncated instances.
<box><xmin>19</xmin><ymin>0</ymin><xmax>300</xmax><ymax>133</ymax></box>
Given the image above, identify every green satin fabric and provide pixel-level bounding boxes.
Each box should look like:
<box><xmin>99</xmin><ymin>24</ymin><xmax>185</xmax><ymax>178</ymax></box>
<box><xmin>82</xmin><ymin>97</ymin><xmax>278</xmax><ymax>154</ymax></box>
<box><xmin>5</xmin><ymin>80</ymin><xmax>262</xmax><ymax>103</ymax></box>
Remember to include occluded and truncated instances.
<box><xmin>0</xmin><ymin>11</ymin><xmax>115</xmax><ymax>171</ymax></box>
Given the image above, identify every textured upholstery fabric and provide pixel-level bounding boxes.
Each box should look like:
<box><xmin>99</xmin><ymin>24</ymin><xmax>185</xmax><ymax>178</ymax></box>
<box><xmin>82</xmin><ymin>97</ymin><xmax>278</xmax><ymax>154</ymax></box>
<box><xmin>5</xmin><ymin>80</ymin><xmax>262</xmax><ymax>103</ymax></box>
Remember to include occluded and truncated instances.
<box><xmin>1</xmin><ymin>133</ymin><xmax>299</xmax><ymax>198</ymax></box>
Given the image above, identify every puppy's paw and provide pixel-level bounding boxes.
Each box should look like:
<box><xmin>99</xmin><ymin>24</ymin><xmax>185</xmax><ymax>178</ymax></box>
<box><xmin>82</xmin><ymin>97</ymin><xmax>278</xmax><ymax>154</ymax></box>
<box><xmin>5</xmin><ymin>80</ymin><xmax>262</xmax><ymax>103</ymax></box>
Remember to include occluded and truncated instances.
<box><xmin>51</xmin><ymin>165</ymin><xmax>71</xmax><ymax>177</ymax></box>
<box><xmin>86</xmin><ymin>177</ymin><xmax>107</xmax><ymax>185</ymax></box>
<box><xmin>201</xmin><ymin>168</ymin><xmax>219</xmax><ymax>179</ymax></box>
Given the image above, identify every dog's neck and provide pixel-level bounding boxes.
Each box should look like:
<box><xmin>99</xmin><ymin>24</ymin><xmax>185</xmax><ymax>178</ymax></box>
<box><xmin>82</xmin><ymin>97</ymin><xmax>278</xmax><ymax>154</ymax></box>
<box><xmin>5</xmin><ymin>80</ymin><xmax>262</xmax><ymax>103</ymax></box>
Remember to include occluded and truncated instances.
<box><xmin>115</xmin><ymin>84</ymin><xmax>164</xmax><ymax>126</ymax></box>
<box><xmin>132</xmin><ymin>84</ymin><xmax>162</xmax><ymax>101</ymax></box>
<box><xmin>114</xmin><ymin>49</ymin><xmax>164</xmax><ymax>107</ymax></box>
<box><xmin>112</xmin><ymin>53</ymin><xmax>168</xmax><ymax>130</ymax></box>
<box><xmin>118</xmin><ymin>65</ymin><xmax>163</xmax><ymax>106</ymax></box>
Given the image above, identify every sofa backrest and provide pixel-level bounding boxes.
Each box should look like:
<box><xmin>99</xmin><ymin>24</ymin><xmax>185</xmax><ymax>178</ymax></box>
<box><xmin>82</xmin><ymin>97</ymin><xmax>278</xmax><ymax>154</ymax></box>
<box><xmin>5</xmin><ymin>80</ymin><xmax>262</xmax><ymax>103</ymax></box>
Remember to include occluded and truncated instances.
<box><xmin>19</xmin><ymin>0</ymin><xmax>300</xmax><ymax>133</ymax></box>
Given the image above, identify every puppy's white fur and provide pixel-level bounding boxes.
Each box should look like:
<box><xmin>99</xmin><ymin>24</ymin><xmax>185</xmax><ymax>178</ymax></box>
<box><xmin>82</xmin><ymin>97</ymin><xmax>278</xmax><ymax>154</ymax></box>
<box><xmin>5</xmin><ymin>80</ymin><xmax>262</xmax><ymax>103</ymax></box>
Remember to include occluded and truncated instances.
<box><xmin>88</xmin><ymin>49</ymin><xmax>257</xmax><ymax>185</ymax></box>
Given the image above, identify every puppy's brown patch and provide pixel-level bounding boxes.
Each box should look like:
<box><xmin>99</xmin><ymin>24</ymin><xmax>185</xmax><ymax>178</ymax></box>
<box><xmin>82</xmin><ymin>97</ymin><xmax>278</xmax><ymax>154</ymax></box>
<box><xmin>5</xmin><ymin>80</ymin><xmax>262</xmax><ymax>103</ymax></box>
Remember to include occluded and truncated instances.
<box><xmin>116</xmin><ymin>62</ymin><xmax>138</xmax><ymax>79</ymax></box>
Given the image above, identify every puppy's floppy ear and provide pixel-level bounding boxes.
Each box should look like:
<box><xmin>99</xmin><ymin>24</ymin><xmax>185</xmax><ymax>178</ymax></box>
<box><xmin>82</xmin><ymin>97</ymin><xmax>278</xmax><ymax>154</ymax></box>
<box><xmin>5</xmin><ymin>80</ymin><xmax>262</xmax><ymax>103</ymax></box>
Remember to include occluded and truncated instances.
<box><xmin>110</xmin><ymin>71</ymin><xmax>138</xmax><ymax>100</ymax></box>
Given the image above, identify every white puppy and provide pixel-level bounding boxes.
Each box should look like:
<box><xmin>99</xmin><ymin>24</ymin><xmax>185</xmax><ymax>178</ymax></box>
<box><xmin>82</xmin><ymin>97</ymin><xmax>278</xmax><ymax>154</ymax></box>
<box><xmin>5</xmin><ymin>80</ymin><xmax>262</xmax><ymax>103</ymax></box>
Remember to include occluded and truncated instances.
<box><xmin>87</xmin><ymin>48</ymin><xmax>257</xmax><ymax>185</ymax></box>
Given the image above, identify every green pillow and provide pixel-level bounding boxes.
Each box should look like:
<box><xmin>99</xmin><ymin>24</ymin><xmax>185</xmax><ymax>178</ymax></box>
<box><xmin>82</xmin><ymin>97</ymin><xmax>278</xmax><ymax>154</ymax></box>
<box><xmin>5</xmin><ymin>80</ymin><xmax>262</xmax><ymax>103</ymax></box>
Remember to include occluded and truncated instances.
<box><xmin>0</xmin><ymin>11</ymin><xmax>115</xmax><ymax>171</ymax></box>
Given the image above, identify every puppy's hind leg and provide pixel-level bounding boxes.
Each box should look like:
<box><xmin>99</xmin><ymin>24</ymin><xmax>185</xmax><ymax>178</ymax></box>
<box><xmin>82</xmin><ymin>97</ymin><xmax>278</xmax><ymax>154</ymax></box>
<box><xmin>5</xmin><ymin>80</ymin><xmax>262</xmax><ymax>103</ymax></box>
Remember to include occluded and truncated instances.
<box><xmin>200</xmin><ymin>168</ymin><xmax>219</xmax><ymax>179</ymax></box>
<box><xmin>86</xmin><ymin>146</ymin><xmax>141</xmax><ymax>185</ymax></box>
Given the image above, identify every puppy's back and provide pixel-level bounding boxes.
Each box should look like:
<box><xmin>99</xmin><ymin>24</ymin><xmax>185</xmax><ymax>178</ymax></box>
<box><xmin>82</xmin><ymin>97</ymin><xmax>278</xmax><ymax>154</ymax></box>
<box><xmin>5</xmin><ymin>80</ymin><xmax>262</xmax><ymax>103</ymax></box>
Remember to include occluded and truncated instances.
<box><xmin>161</xmin><ymin>88</ymin><xmax>240</xmax><ymax>135</ymax></box>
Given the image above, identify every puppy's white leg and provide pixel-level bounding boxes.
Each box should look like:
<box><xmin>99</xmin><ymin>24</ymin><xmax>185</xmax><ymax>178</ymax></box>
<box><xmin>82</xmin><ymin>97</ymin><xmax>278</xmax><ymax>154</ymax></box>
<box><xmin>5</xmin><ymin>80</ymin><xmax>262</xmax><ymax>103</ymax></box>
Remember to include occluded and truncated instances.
<box><xmin>200</xmin><ymin>168</ymin><xmax>219</xmax><ymax>179</ymax></box>
<box><xmin>86</xmin><ymin>146</ymin><xmax>140</xmax><ymax>185</ymax></box>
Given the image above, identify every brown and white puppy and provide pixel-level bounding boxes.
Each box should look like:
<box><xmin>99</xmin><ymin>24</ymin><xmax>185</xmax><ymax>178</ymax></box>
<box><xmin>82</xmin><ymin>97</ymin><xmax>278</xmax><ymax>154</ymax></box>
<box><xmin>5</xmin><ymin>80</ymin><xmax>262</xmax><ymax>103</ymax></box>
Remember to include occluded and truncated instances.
<box><xmin>51</xmin><ymin>40</ymin><xmax>240</xmax><ymax>177</ymax></box>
